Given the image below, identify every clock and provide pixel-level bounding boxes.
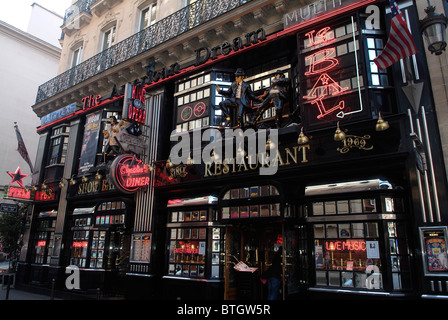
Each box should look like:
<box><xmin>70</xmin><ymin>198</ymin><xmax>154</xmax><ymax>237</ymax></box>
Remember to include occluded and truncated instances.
<box><xmin>133</xmin><ymin>99</ymin><xmax>142</xmax><ymax>108</ymax></box>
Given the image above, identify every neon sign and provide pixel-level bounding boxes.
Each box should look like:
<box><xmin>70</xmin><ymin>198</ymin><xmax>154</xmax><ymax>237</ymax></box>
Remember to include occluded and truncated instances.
<box><xmin>173</xmin><ymin>242</ymin><xmax>200</xmax><ymax>255</ymax></box>
<box><xmin>303</xmin><ymin>26</ymin><xmax>349</xmax><ymax>120</ymax></box>
<box><xmin>37</xmin><ymin>241</ymin><xmax>46</xmax><ymax>247</ymax></box>
<box><xmin>7</xmin><ymin>167</ymin><xmax>28</xmax><ymax>188</ymax></box>
<box><xmin>123</xmin><ymin>83</ymin><xmax>146</xmax><ymax>124</ymax></box>
<box><xmin>7</xmin><ymin>186</ymin><xmax>31</xmax><ymax>200</ymax></box>
<box><xmin>180</xmin><ymin>102</ymin><xmax>207</xmax><ymax>122</ymax></box>
<box><xmin>81</xmin><ymin>94</ymin><xmax>101</xmax><ymax>110</ymax></box>
<box><xmin>72</xmin><ymin>241</ymin><xmax>88</xmax><ymax>248</ymax></box>
<box><xmin>110</xmin><ymin>155</ymin><xmax>151</xmax><ymax>194</ymax></box>
<box><xmin>325</xmin><ymin>240</ymin><xmax>366</xmax><ymax>252</ymax></box>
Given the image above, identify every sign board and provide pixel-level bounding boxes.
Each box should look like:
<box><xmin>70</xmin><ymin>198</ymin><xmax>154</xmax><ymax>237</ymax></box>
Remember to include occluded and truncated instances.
<box><xmin>110</xmin><ymin>155</ymin><xmax>151</xmax><ymax>194</ymax></box>
<box><xmin>0</xmin><ymin>203</ymin><xmax>18</xmax><ymax>213</ymax></box>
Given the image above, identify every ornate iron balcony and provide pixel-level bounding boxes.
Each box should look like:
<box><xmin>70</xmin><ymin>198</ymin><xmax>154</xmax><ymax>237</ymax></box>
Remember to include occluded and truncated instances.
<box><xmin>62</xmin><ymin>0</ymin><xmax>94</xmax><ymax>25</ymax></box>
<box><xmin>36</xmin><ymin>0</ymin><xmax>252</xmax><ymax>105</ymax></box>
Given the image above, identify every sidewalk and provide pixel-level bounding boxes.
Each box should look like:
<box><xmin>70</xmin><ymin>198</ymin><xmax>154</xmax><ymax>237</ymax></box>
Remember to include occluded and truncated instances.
<box><xmin>0</xmin><ymin>287</ymin><xmax>60</xmax><ymax>300</ymax></box>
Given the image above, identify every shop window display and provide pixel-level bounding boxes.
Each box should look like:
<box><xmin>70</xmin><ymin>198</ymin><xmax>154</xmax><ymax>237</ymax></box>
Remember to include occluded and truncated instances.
<box><xmin>314</xmin><ymin>222</ymin><xmax>382</xmax><ymax>289</ymax></box>
<box><xmin>166</xmin><ymin>200</ymin><xmax>224</xmax><ymax>280</ymax></box>
<box><xmin>168</xmin><ymin>228</ymin><xmax>207</xmax><ymax>278</ymax></box>
<box><xmin>32</xmin><ymin>217</ymin><xmax>56</xmax><ymax>264</ymax></box>
<box><xmin>308</xmin><ymin>193</ymin><xmax>411</xmax><ymax>291</ymax></box>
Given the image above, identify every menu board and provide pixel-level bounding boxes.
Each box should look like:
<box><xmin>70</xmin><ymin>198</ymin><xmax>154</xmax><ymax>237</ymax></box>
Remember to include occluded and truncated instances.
<box><xmin>131</xmin><ymin>233</ymin><xmax>152</xmax><ymax>263</ymax></box>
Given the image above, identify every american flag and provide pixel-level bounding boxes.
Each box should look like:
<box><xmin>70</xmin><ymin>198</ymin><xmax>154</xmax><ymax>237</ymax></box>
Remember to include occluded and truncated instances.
<box><xmin>14</xmin><ymin>123</ymin><xmax>34</xmax><ymax>173</ymax></box>
<box><xmin>373</xmin><ymin>0</ymin><xmax>418</xmax><ymax>70</ymax></box>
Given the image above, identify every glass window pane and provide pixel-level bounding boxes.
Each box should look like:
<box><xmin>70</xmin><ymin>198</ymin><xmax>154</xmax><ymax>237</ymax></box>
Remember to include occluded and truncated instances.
<box><xmin>365</xmin><ymin>222</ymin><xmax>379</xmax><ymax>237</ymax></box>
<box><xmin>342</xmin><ymin>272</ymin><xmax>354</xmax><ymax>287</ymax></box>
<box><xmin>314</xmin><ymin>224</ymin><xmax>325</xmax><ymax>238</ymax></box>
<box><xmin>363</xmin><ymin>199</ymin><xmax>376</xmax><ymax>213</ymax></box>
<box><xmin>371</xmin><ymin>74</ymin><xmax>380</xmax><ymax>86</ymax></box>
<box><xmin>326</xmin><ymin>224</ymin><xmax>338</xmax><ymax>238</ymax></box>
<box><xmin>316</xmin><ymin>271</ymin><xmax>327</xmax><ymax>285</ymax></box>
<box><xmin>350</xmin><ymin>200</ymin><xmax>362</xmax><ymax>213</ymax></box>
<box><xmin>337</xmin><ymin>200</ymin><xmax>349</xmax><ymax>214</ymax></box>
<box><xmin>352</xmin><ymin>223</ymin><xmax>364</xmax><ymax>237</ymax></box>
<box><xmin>260</xmin><ymin>204</ymin><xmax>270</xmax><ymax>217</ymax></box>
<box><xmin>328</xmin><ymin>271</ymin><xmax>340</xmax><ymax>286</ymax></box>
<box><xmin>325</xmin><ymin>201</ymin><xmax>336</xmax><ymax>215</ymax></box>
<box><xmin>313</xmin><ymin>202</ymin><xmax>324</xmax><ymax>215</ymax></box>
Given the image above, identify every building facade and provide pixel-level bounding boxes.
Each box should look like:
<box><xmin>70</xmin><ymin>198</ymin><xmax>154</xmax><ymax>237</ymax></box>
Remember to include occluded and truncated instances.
<box><xmin>13</xmin><ymin>0</ymin><xmax>448</xmax><ymax>300</ymax></box>
<box><xmin>0</xmin><ymin>6</ymin><xmax>62</xmax><ymax>218</ymax></box>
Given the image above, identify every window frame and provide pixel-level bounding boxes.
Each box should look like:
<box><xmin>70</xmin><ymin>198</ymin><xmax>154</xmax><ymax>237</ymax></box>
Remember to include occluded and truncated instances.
<box><xmin>101</xmin><ymin>24</ymin><xmax>116</xmax><ymax>51</ymax></box>
<box><xmin>47</xmin><ymin>125</ymin><xmax>70</xmax><ymax>166</ymax></box>
<box><xmin>139</xmin><ymin>2</ymin><xmax>157</xmax><ymax>31</ymax></box>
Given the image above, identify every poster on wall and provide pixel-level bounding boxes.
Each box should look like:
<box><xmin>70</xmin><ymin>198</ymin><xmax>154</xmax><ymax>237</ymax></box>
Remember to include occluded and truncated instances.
<box><xmin>78</xmin><ymin>111</ymin><xmax>102</xmax><ymax>174</ymax></box>
<box><xmin>420</xmin><ymin>227</ymin><xmax>448</xmax><ymax>275</ymax></box>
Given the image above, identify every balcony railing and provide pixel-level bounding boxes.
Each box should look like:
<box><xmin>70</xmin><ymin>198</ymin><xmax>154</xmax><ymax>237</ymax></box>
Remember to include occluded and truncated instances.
<box><xmin>36</xmin><ymin>0</ymin><xmax>252</xmax><ymax>105</ymax></box>
<box><xmin>62</xmin><ymin>0</ymin><xmax>94</xmax><ymax>25</ymax></box>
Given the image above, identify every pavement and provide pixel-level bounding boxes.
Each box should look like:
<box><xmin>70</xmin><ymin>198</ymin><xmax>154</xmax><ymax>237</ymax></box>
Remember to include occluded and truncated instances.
<box><xmin>0</xmin><ymin>287</ymin><xmax>60</xmax><ymax>300</ymax></box>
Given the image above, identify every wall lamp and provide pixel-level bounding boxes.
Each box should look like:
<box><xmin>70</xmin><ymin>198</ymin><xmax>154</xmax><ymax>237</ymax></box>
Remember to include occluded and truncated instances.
<box><xmin>420</xmin><ymin>1</ymin><xmax>448</xmax><ymax>55</ymax></box>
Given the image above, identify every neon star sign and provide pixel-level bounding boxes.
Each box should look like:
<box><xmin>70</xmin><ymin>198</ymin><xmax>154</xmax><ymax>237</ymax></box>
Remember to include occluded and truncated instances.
<box><xmin>7</xmin><ymin>167</ymin><xmax>28</xmax><ymax>187</ymax></box>
<box><xmin>303</xmin><ymin>26</ymin><xmax>349</xmax><ymax>120</ymax></box>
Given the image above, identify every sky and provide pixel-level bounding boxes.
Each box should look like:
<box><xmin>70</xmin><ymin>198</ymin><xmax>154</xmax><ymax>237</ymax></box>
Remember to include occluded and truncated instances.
<box><xmin>0</xmin><ymin>0</ymin><xmax>72</xmax><ymax>31</ymax></box>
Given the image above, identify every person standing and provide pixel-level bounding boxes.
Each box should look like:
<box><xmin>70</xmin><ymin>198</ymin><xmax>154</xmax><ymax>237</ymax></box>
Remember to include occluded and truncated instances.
<box><xmin>263</xmin><ymin>245</ymin><xmax>282</xmax><ymax>300</ymax></box>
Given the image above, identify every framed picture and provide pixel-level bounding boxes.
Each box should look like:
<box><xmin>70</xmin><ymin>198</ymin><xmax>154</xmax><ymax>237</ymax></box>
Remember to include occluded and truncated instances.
<box><xmin>420</xmin><ymin>227</ymin><xmax>448</xmax><ymax>275</ymax></box>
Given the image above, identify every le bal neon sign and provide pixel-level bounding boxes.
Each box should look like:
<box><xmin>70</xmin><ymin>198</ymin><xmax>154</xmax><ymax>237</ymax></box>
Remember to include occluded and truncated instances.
<box><xmin>303</xmin><ymin>26</ymin><xmax>349</xmax><ymax>120</ymax></box>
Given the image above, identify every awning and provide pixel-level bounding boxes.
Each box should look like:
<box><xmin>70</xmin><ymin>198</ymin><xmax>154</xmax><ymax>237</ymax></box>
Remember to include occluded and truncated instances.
<box><xmin>38</xmin><ymin>210</ymin><xmax>57</xmax><ymax>218</ymax></box>
<box><xmin>167</xmin><ymin>195</ymin><xmax>218</xmax><ymax>207</ymax></box>
<box><xmin>73</xmin><ymin>207</ymin><xmax>95</xmax><ymax>215</ymax></box>
<box><xmin>305</xmin><ymin>179</ymin><xmax>392</xmax><ymax>196</ymax></box>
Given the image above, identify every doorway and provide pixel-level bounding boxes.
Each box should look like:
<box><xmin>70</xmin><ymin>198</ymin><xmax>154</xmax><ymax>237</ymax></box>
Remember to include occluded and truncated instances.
<box><xmin>224</xmin><ymin>224</ymin><xmax>283</xmax><ymax>300</ymax></box>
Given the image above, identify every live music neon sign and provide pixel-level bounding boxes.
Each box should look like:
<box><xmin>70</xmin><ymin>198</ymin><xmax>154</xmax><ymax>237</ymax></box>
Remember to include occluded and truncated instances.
<box><xmin>325</xmin><ymin>240</ymin><xmax>366</xmax><ymax>252</ymax></box>
<box><xmin>303</xmin><ymin>26</ymin><xmax>349</xmax><ymax>120</ymax></box>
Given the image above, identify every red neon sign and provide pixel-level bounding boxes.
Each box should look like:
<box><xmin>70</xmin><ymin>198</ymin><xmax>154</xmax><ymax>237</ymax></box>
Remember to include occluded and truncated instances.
<box><xmin>35</xmin><ymin>190</ymin><xmax>56</xmax><ymax>201</ymax></box>
<box><xmin>7</xmin><ymin>186</ymin><xmax>31</xmax><ymax>200</ymax></box>
<box><xmin>37</xmin><ymin>241</ymin><xmax>46</xmax><ymax>247</ymax></box>
<box><xmin>7</xmin><ymin>167</ymin><xmax>28</xmax><ymax>188</ymax></box>
<box><xmin>303</xmin><ymin>26</ymin><xmax>348</xmax><ymax>120</ymax></box>
<box><xmin>72</xmin><ymin>241</ymin><xmax>88</xmax><ymax>248</ymax></box>
<box><xmin>174</xmin><ymin>242</ymin><xmax>200</xmax><ymax>254</ymax></box>
<box><xmin>110</xmin><ymin>155</ymin><xmax>151</xmax><ymax>194</ymax></box>
<box><xmin>325</xmin><ymin>240</ymin><xmax>366</xmax><ymax>252</ymax></box>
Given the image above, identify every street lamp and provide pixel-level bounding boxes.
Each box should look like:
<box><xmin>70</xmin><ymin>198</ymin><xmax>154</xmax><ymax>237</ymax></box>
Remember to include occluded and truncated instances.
<box><xmin>419</xmin><ymin>2</ymin><xmax>448</xmax><ymax>55</ymax></box>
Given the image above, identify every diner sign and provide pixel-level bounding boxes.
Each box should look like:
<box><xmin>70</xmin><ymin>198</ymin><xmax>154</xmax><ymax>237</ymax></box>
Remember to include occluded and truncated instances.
<box><xmin>110</xmin><ymin>154</ymin><xmax>151</xmax><ymax>194</ymax></box>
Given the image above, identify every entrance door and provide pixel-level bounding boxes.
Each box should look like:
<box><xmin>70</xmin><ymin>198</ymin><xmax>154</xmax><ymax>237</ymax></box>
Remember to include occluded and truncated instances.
<box><xmin>224</xmin><ymin>224</ymin><xmax>283</xmax><ymax>300</ymax></box>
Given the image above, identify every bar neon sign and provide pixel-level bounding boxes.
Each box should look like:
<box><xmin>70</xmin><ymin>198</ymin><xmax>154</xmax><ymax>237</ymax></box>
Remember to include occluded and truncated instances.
<box><xmin>303</xmin><ymin>26</ymin><xmax>349</xmax><ymax>120</ymax></box>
